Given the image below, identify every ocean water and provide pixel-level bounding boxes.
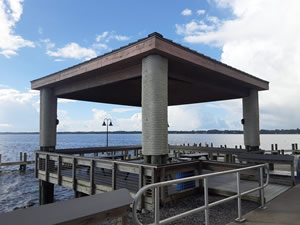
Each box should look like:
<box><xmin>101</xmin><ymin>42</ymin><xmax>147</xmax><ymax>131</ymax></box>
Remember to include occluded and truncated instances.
<box><xmin>0</xmin><ymin>133</ymin><xmax>299</xmax><ymax>213</ymax></box>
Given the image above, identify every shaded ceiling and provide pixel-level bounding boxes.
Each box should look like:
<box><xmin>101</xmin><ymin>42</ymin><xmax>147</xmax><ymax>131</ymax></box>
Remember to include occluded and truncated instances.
<box><xmin>31</xmin><ymin>32</ymin><xmax>269</xmax><ymax>107</ymax></box>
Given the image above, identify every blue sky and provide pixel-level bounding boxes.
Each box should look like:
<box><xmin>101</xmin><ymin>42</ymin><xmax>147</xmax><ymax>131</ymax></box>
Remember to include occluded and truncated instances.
<box><xmin>1</xmin><ymin>0</ymin><xmax>300</xmax><ymax>132</ymax></box>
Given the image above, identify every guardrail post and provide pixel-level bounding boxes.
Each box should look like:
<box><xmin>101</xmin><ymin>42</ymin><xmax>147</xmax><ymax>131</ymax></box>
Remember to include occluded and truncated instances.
<box><xmin>154</xmin><ymin>187</ymin><xmax>160</xmax><ymax>225</ymax></box>
<box><xmin>35</xmin><ymin>153</ymin><xmax>38</xmax><ymax>178</ymax></box>
<box><xmin>90</xmin><ymin>160</ymin><xmax>95</xmax><ymax>195</ymax></box>
<box><xmin>112</xmin><ymin>162</ymin><xmax>116</xmax><ymax>190</ymax></box>
<box><xmin>72</xmin><ymin>158</ymin><xmax>77</xmax><ymax>191</ymax></box>
<box><xmin>204</xmin><ymin>177</ymin><xmax>209</xmax><ymax>225</ymax></box>
<box><xmin>259</xmin><ymin>167</ymin><xmax>266</xmax><ymax>209</ymax></box>
<box><xmin>58</xmin><ymin>156</ymin><xmax>62</xmax><ymax>186</ymax></box>
<box><xmin>235</xmin><ymin>172</ymin><xmax>245</xmax><ymax>222</ymax></box>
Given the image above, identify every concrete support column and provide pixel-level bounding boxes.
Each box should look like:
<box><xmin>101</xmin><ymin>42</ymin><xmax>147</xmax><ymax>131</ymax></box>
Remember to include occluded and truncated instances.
<box><xmin>242</xmin><ymin>90</ymin><xmax>260</xmax><ymax>151</ymax></box>
<box><xmin>39</xmin><ymin>88</ymin><xmax>57</xmax><ymax>205</ymax></box>
<box><xmin>142</xmin><ymin>55</ymin><xmax>168</xmax><ymax>164</ymax></box>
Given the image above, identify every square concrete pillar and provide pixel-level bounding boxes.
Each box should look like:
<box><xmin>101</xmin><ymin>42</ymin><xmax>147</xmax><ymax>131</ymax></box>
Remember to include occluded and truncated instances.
<box><xmin>242</xmin><ymin>90</ymin><xmax>260</xmax><ymax>151</ymax></box>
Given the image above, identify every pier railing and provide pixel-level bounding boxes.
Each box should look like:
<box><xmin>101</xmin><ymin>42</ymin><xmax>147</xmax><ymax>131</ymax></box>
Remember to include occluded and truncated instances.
<box><xmin>132</xmin><ymin>163</ymin><xmax>269</xmax><ymax>225</ymax></box>
<box><xmin>35</xmin><ymin>149</ymin><xmax>156</xmax><ymax>208</ymax></box>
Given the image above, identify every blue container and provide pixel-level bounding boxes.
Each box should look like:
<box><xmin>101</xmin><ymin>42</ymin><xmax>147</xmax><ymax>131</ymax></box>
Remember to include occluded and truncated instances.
<box><xmin>176</xmin><ymin>171</ymin><xmax>195</xmax><ymax>191</ymax></box>
<box><xmin>297</xmin><ymin>171</ymin><xmax>300</xmax><ymax>180</ymax></box>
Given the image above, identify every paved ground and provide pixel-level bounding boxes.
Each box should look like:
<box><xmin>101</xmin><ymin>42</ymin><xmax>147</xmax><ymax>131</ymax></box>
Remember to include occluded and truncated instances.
<box><xmin>228</xmin><ymin>184</ymin><xmax>300</xmax><ymax>225</ymax></box>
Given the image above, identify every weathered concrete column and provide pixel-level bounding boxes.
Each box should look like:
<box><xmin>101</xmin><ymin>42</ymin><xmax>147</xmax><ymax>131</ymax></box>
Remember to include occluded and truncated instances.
<box><xmin>39</xmin><ymin>87</ymin><xmax>57</xmax><ymax>205</ymax></box>
<box><xmin>142</xmin><ymin>55</ymin><xmax>168</xmax><ymax>164</ymax></box>
<box><xmin>242</xmin><ymin>89</ymin><xmax>260</xmax><ymax>151</ymax></box>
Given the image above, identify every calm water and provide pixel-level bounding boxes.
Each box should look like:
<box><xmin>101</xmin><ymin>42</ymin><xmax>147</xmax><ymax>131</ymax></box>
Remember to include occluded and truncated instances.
<box><xmin>0</xmin><ymin>133</ymin><xmax>299</xmax><ymax>213</ymax></box>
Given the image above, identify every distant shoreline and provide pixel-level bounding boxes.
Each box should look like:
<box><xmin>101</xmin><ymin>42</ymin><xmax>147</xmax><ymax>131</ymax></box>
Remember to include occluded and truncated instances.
<box><xmin>1</xmin><ymin>129</ymin><xmax>300</xmax><ymax>135</ymax></box>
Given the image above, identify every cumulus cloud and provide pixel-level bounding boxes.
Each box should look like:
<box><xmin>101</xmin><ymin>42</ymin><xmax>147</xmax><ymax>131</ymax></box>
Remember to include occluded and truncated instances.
<box><xmin>57</xmin><ymin>108</ymin><xmax>141</xmax><ymax>132</ymax></box>
<box><xmin>111</xmin><ymin>108</ymin><xmax>138</xmax><ymax>113</ymax></box>
<box><xmin>95</xmin><ymin>31</ymin><xmax>130</xmax><ymax>43</ymax></box>
<box><xmin>181</xmin><ymin>8</ymin><xmax>192</xmax><ymax>16</ymax></box>
<box><xmin>0</xmin><ymin>0</ymin><xmax>35</xmax><ymax>58</ymax></box>
<box><xmin>0</xmin><ymin>87</ymin><xmax>39</xmax><ymax>131</ymax></box>
<box><xmin>47</xmin><ymin>42</ymin><xmax>97</xmax><ymax>60</ymax></box>
<box><xmin>95</xmin><ymin>31</ymin><xmax>109</xmax><ymax>42</ymax></box>
<box><xmin>92</xmin><ymin>43</ymin><xmax>109</xmax><ymax>51</ymax></box>
<box><xmin>114</xmin><ymin>35</ymin><xmax>130</xmax><ymax>41</ymax></box>
<box><xmin>40</xmin><ymin>39</ymin><xmax>55</xmax><ymax>50</ymax></box>
<box><xmin>197</xmin><ymin>9</ymin><xmax>206</xmax><ymax>15</ymax></box>
<box><xmin>176</xmin><ymin>0</ymin><xmax>300</xmax><ymax>129</ymax></box>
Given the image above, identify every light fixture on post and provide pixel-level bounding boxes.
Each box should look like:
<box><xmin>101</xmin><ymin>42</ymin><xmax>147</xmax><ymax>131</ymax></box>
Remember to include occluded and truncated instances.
<box><xmin>102</xmin><ymin>118</ymin><xmax>113</xmax><ymax>147</ymax></box>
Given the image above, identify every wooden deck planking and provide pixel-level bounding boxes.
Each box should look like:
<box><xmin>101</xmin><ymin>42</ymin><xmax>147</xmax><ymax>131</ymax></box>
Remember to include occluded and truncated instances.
<box><xmin>205</xmin><ymin>170</ymin><xmax>291</xmax><ymax>202</ymax></box>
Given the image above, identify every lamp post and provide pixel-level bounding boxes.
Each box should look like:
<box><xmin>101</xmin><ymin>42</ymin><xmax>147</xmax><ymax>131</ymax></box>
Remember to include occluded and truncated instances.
<box><xmin>102</xmin><ymin>118</ymin><xmax>113</xmax><ymax>147</ymax></box>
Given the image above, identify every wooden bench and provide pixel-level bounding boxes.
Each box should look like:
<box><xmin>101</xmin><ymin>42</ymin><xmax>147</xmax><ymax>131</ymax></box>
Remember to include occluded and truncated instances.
<box><xmin>0</xmin><ymin>189</ymin><xmax>133</xmax><ymax>225</ymax></box>
<box><xmin>238</xmin><ymin>153</ymin><xmax>295</xmax><ymax>185</ymax></box>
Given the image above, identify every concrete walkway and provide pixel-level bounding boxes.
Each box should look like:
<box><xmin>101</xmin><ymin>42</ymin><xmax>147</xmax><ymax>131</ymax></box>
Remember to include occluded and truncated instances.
<box><xmin>228</xmin><ymin>184</ymin><xmax>300</xmax><ymax>225</ymax></box>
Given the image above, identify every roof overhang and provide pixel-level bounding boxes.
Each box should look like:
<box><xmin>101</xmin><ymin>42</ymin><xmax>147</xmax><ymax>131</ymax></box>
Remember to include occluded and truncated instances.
<box><xmin>31</xmin><ymin>33</ymin><xmax>269</xmax><ymax>106</ymax></box>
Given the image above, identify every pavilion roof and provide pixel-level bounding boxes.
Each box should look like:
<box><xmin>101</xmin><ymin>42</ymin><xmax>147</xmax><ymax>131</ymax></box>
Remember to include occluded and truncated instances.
<box><xmin>31</xmin><ymin>32</ymin><xmax>269</xmax><ymax>106</ymax></box>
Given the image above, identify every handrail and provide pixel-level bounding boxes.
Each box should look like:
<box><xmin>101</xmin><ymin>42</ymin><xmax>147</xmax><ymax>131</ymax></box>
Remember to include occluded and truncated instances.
<box><xmin>132</xmin><ymin>163</ymin><xmax>269</xmax><ymax>225</ymax></box>
<box><xmin>36</xmin><ymin>151</ymin><xmax>158</xmax><ymax>169</ymax></box>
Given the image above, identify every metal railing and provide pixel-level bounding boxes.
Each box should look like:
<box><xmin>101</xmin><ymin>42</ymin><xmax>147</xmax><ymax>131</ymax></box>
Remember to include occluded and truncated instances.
<box><xmin>133</xmin><ymin>163</ymin><xmax>269</xmax><ymax>225</ymax></box>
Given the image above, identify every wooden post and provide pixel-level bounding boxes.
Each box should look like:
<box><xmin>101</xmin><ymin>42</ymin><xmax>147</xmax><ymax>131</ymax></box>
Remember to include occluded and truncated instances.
<box><xmin>138</xmin><ymin>166</ymin><xmax>144</xmax><ymax>210</ymax></box>
<box><xmin>58</xmin><ymin>156</ymin><xmax>62</xmax><ymax>186</ymax></box>
<box><xmin>112</xmin><ymin>162</ymin><xmax>116</xmax><ymax>190</ymax></box>
<box><xmin>72</xmin><ymin>158</ymin><xmax>77</xmax><ymax>191</ymax></box>
<box><xmin>90</xmin><ymin>160</ymin><xmax>95</xmax><ymax>195</ymax></box>
<box><xmin>271</xmin><ymin>144</ymin><xmax>274</xmax><ymax>151</ymax></box>
<box><xmin>23</xmin><ymin>153</ymin><xmax>27</xmax><ymax>171</ymax></box>
<box><xmin>160</xmin><ymin>167</ymin><xmax>167</xmax><ymax>204</ymax></box>
<box><xmin>19</xmin><ymin>152</ymin><xmax>23</xmax><ymax>171</ymax></box>
<box><xmin>0</xmin><ymin>154</ymin><xmax>2</xmax><ymax>165</ymax></box>
<box><xmin>232</xmin><ymin>155</ymin><xmax>236</xmax><ymax>163</ymax></box>
<box><xmin>291</xmin><ymin>162</ymin><xmax>295</xmax><ymax>186</ymax></box>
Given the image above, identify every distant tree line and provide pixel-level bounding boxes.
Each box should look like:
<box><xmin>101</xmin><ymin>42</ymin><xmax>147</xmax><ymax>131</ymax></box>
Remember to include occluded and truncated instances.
<box><xmin>1</xmin><ymin>129</ymin><xmax>300</xmax><ymax>135</ymax></box>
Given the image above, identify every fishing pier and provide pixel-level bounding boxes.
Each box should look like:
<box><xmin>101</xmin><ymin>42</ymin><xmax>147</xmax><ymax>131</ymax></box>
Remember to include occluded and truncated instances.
<box><xmin>8</xmin><ymin>32</ymin><xmax>295</xmax><ymax>224</ymax></box>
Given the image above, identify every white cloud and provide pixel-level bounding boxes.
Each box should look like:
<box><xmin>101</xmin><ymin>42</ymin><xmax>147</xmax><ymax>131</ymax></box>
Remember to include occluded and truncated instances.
<box><xmin>0</xmin><ymin>123</ymin><xmax>12</xmax><ymax>127</ymax></box>
<box><xmin>57</xmin><ymin>108</ymin><xmax>141</xmax><ymax>132</ymax></box>
<box><xmin>176</xmin><ymin>0</ymin><xmax>300</xmax><ymax>129</ymax></box>
<box><xmin>197</xmin><ymin>9</ymin><xmax>206</xmax><ymax>15</ymax></box>
<box><xmin>181</xmin><ymin>8</ymin><xmax>192</xmax><ymax>16</ymax></box>
<box><xmin>116</xmin><ymin>113</ymin><xmax>141</xmax><ymax>131</ymax></box>
<box><xmin>40</xmin><ymin>39</ymin><xmax>55</xmax><ymax>50</ymax></box>
<box><xmin>58</xmin><ymin>99</ymin><xmax>77</xmax><ymax>103</ymax></box>
<box><xmin>114</xmin><ymin>35</ymin><xmax>130</xmax><ymax>41</ymax></box>
<box><xmin>96</xmin><ymin>31</ymin><xmax>109</xmax><ymax>42</ymax></box>
<box><xmin>168</xmin><ymin>105</ymin><xmax>201</xmax><ymax>130</ymax></box>
<box><xmin>0</xmin><ymin>87</ymin><xmax>39</xmax><ymax>131</ymax></box>
<box><xmin>111</xmin><ymin>108</ymin><xmax>138</xmax><ymax>113</ymax></box>
<box><xmin>96</xmin><ymin>31</ymin><xmax>130</xmax><ymax>43</ymax></box>
<box><xmin>47</xmin><ymin>42</ymin><xmax>97</xmax><ymax>60</ymax></box>
<box><xmin>0</xmin><ymin>0</ymin><xmax>35</xmax><ymax>58</ymax></box>
<box><xmin>92</xmin><ymin>43</ymin><xmax>109</xmax><ymax>50</ymax></box>
<box><xmin>176</xmin><ymin>20</ymin><xmax>215</xmax><ymax>35</ymax></box>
